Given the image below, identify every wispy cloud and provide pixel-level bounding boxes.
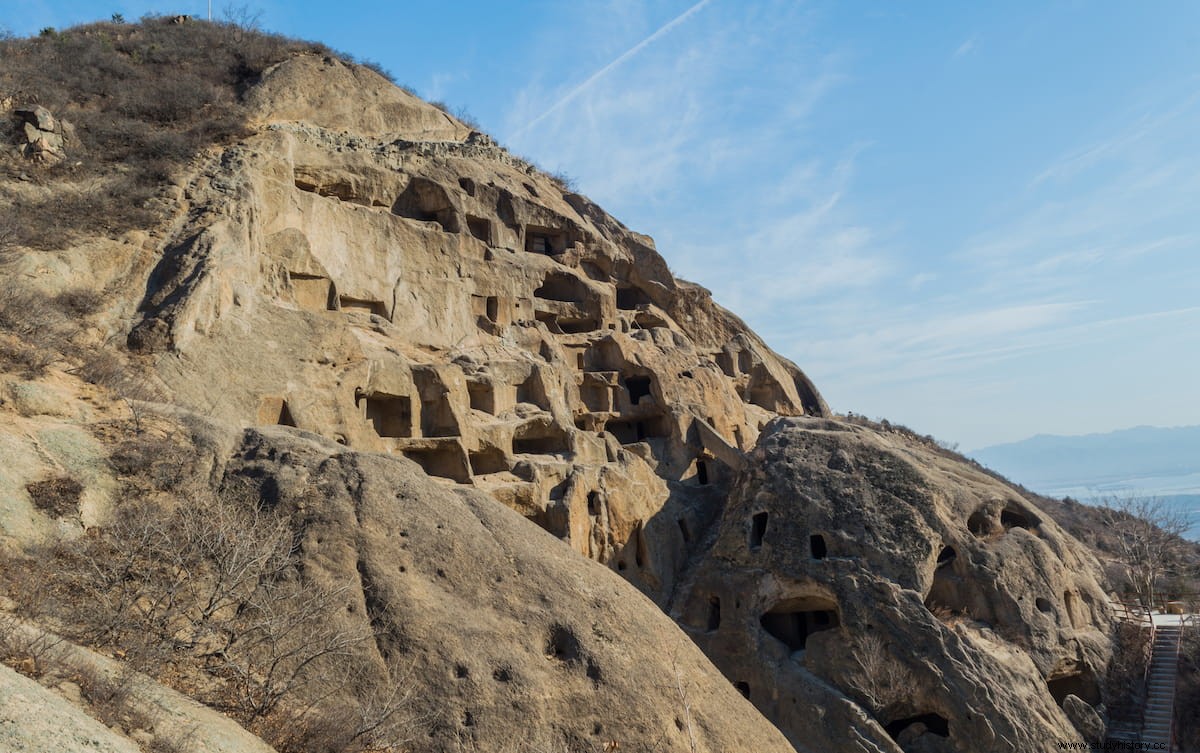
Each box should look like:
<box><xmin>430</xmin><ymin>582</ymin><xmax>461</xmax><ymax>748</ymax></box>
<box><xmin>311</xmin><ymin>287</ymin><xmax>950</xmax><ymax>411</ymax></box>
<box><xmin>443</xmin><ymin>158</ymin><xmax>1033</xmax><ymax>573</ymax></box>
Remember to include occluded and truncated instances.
<box><xmin>510</xmin><ymin>0</ymin><xmax>714</xmax><ymax>140</ymax></box>
<box><xmin>953</xmin><ymin>35</ymin><xmax>978</xmax><ymax>58</ymax></box>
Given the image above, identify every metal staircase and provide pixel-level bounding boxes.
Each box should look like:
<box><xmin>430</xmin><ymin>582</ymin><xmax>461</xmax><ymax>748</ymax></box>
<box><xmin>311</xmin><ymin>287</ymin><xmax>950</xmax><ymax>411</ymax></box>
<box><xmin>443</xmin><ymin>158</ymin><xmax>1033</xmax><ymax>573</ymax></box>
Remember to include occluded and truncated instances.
<box><xmin>1141</xmin><ymin>623</ymin><xmax>1182</xmax><ymax>750</ymax></box>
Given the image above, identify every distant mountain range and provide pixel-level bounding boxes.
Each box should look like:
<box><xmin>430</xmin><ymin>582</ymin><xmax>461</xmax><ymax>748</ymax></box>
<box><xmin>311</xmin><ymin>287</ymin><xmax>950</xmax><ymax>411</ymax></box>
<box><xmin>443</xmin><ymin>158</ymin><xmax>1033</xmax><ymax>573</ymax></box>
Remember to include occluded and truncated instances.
<box><xmin>970</xmin><ymin>425</ymin><xmax>1200</xmax><ymax>492</ymax></box>
<box><xmin>971</xmin><ymin>425</ymin><xmax>1200</xmax><ymax>540</ymax></box>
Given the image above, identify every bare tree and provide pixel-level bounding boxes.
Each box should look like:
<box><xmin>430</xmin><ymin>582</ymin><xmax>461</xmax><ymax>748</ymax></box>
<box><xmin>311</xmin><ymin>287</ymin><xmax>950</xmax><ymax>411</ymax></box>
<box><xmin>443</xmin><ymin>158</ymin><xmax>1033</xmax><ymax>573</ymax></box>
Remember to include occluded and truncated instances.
<box><xmin>1099</xmin><ymin>495</ymin><xmax>1190</xmax><ymax>609</ymax></box>
<box><xmin>847</xmin><ymin>633</ymin><xmax>916</xmax><ymax>711</ymax></box>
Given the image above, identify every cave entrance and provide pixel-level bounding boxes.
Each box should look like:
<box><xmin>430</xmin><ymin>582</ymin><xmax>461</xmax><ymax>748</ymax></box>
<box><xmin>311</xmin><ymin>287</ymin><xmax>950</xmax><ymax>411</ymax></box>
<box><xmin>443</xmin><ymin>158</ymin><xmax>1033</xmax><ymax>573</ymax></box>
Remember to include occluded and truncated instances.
<box><xmin>706</xmin><ymin>596</ymin><xmax>721</xmax><ymax>632</ymax></box>
<box><xmin>466</xmin><ymin>215</ymin><xmax>491</xmax><ymax>244</ymax></box>
<box><xmin>403</xmin><ymin>444</ymin><xmax>470</xmax><ymax>483</ymax></box>
<box><xmin>615</xmin><ymin>286</ymin><xmax>653</xmax><ymax>310</ymax></box>
<box><xmin>810</xmin><ymin>534</ymin><xmax>827</xmax><ymax>560</ymax></box>
<box><xmin>606</xmin><ymin>416</ymin><xmax>668</xmax><ymax>445</ymax></box>
<box><xmin>525</xmin><ymin>225</ymin><xmax>567</xmax><ymax>255</ymax></box>
<box><xmin>624</xmin><ymin>375</ymin><xmax>652</xmax><ymax>405</ymax></box>
<box><xmin>759</xmin><ymin>595</ymin><xmax>839</xmax><ymax>652</ymax></box>
<box><xmin>359</xmin><ymin>392</ymin><xmax>412</xmax><ymax>438</ymax></box>
<box><xmin>469</xmin><ymin>446</ymin><xmax>508</xmax><ymax>476</ymax></box>
<box><xmin>534</xmin><ymin>271</ymin><xmax>590</xmax><ymax>303</ymax></box>
<box><xmin>1047</xmin><ymin>671</ymin><xmax>1100</xmax><ymax>706</ymax></box>
<box><xmin>749</xmin><ymin>512</ymin><xmax>769</xmax><ymax>550</ymax></box>
<box><xmin>967</xmin><ymin>509</ymin><xmax>993</xmax><ymax>538</ymax></box>
<box><xmin>883</xmin><ymin>713</ymin><xmax>950</xmax><ymax>746</ymax></box>
<box><xmin>468</xmin><ymin>381</ymin><xmax>495</xmax><ymax>414</ymax></box>
<box><xmin>513</xmin><ymin>421</ymin><xmax>570</xmax><ymax>456</ymax></box>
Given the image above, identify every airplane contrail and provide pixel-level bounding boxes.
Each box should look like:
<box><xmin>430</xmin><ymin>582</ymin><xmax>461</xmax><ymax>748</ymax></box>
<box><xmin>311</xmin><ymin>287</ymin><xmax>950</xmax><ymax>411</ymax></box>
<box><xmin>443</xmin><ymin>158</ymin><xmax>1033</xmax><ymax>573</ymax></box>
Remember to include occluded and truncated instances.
<box><xmin>512</xmin><ymin>0</ymin><xmax>715</xmax><ymax>139</ymax></box>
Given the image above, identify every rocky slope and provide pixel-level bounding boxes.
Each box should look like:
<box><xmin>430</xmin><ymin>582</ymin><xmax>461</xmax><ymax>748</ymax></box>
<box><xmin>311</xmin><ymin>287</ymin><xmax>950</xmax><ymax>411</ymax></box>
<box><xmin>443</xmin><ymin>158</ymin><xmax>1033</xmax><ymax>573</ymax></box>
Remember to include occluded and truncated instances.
<box><xmin>0</xmin><ymin>17</ymin><xmax>1116</xmax><ymax>753</ymax></box>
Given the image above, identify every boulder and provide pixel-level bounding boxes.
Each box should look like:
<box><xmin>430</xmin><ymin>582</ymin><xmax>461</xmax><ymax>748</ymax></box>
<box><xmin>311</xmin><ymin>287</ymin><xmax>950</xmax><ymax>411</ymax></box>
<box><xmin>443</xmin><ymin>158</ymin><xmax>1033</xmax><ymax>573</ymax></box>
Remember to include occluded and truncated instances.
<box><xmin>1063</xmin><ymin>694</ymin><xmax>1105</xmax><ymax>744</ymax></box>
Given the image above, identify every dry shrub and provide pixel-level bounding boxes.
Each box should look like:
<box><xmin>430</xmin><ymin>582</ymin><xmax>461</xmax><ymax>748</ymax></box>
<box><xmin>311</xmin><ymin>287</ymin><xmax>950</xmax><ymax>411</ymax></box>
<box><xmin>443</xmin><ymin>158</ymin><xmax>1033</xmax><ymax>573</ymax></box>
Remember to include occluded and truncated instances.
<box><xmin>39</xmin><ymin>485</ymin><xmax>372</xmax><ymax>727</ymax></box>
<box><xmin>1103</xmin><ymin>621</ymin><xmax>1152</xmax><ymax>726</ymax></box>
<box><xmin>25</xmin><ymin>476</ymin><xmax>84</xmax><ymax>518</ymax></box>
<box><xmin>0</xmin><ymin>16</ymin><xmax>334</xmax><ymax>251</ymax></box>
<box><xmin>847</xmin><ymin>632</ymin><xmax>917</xmax><ymax>712</ymax></box>
<box><xmin>108</xmin><ymin>433</ymin><xmax>190</xmax><ymax>491</ymax></box>
<box><xmin>53</xmin><ymin>287</ymin><xmax>105</xmax><ymax>317</ymax></box>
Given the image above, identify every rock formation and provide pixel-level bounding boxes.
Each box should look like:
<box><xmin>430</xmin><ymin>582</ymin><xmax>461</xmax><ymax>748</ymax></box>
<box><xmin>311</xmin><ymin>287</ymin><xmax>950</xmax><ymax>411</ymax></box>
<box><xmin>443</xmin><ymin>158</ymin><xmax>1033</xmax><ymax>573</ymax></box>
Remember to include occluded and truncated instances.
<box><xmin>671</xmin><ymin>419</ymin><xmax>1113</xmax><ymax>751</ymax></box>
<box><xmin>0</xmin><ymin>18</ymin><xmax>1118</xmax><ymax>753</ymax></box>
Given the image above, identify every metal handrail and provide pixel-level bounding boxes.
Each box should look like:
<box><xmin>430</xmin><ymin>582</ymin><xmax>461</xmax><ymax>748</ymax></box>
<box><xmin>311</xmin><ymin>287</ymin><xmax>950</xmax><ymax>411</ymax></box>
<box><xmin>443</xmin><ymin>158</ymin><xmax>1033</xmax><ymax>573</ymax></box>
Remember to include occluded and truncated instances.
<box><xmin>1168</xmin><ymin>615</ymin><xmax>1194</xmax><ymax>753</ymax></box>
<box><xmin>1109</xmin><ymin>600</ymin><xmax>1156</xmax><ymax>735</ymax></box>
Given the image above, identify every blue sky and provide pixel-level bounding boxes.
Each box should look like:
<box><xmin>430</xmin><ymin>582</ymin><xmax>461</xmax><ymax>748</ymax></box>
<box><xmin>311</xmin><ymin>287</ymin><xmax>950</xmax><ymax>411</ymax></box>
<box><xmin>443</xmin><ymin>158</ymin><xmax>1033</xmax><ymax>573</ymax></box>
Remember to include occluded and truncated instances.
<box><xmin>5</xmin><ymin>1</ymin><xmax>1200</xmax><ymax>450</ymax></box>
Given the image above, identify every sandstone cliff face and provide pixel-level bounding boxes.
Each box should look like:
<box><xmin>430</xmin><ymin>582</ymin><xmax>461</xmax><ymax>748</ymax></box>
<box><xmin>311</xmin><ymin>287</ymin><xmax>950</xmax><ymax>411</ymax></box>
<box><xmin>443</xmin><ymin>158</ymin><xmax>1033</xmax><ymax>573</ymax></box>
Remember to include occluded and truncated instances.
<box><xmin>119</xmin><ymin>54</ymin><xmax>826</xmax><ymax>605</ymax></box>
<box><xmin>0</xmin><ymin>30</ymin><xmax>1117</xmax><ymax>753</ymax></box>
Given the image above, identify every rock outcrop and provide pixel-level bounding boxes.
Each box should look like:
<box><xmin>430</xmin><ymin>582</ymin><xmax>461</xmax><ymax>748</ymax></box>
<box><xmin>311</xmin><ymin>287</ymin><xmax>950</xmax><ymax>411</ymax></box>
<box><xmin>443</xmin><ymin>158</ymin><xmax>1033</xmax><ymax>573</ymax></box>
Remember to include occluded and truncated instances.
<box><xmin>8</xmin><ymin>104</ymin><xmax>73</xmax><ymax>164</ymax></box>
<box><xmin>0</xmin><ymin>20</ymin><xmax>1118</xmax><ymax>753</ymax></box>
<box><xmin>672</xmin><ymin>419</ymin><xmax>1113</xmax><ymax>752</ymax></box>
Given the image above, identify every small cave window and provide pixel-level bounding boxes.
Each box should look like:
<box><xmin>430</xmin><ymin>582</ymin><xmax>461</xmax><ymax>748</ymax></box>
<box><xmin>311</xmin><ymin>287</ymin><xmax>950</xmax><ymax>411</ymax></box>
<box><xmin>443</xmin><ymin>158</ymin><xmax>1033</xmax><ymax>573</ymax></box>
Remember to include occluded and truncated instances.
<box><xmin>587</xmin><ymin>491</ymin><xmax>602</xmax><ymax>516</ymax></box>
<box><xmin>1036</xmin><ymin>597</ymin><xmax>1053</xmax><ymax>613</ymax></box>
<box><xmin>466</xmin><ymin>215</ymin><xmax>491</xmax><ymax>243</ymax></box>
<box><xmin>734</xmin><ymin>681</ymin><xmax>750</xmax><ymax>699</ymax></box>
<box><xmin>485</xmin><ymin>296</ymin><xmax>499</xmax><ymax>324</ymax></box>
<box><xmin>750</xmin><ymin>512</ymin><xmax>769</xmax><ymax>550</ymax></box>
<box><xmin>339</xmin><ymin>296</ymin><xmax>388</xmax><ymax>318</ymax></box>
<box><xmin>625</xmin><ymin>376</ymin><xmax>652</xmax><ymax>404</ymax></box>
<box><xmin>706</xmin><ymin>596</ymin><xmax>721</xmax><ymax>632</ymax></box>
<box><xmin>696</xmin><ymin>459</ymin><xmax>710</xmax><ymax>486</ymax></box>
<box><xmin>1000</xmin><ymin>505</ymin><xmax>1037</xmax><ymax>530</ymax></box>
<box><xmin>810</xmin><ymin>534</ymin><xmax>827</xmax><ymax>560</ymax></box>
<box><xmin>936</xmin><ymin>546</ymin><xmax>957</xmax><ymax>567</ymax></box>
<box><xmin>967</xmin><ymin>510</ymin><xmax>992</xmax><ymax>538</ymax></box>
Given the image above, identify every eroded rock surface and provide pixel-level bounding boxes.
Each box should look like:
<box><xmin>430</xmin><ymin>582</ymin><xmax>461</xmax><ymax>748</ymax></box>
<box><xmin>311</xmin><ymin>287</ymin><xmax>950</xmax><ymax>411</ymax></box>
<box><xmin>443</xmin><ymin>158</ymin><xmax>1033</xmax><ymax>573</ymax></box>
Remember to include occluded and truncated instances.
<box><xmin>672</xmin><ymin>419</ymin><xmax>1113</xmax><ymax>753</ymax></box>
<box><xmin>121</xmin><ymin>54</ymin><xmax>825</xmax><ymax>606</ymax></box>
<box><xmin>211</xmin><ymin>425</ymin><xmax>797</xmax><ymax>753</ymax></box>
<box><xmin>0</xmin><ymin>662</ymin><xmax>140</xmax><ymax>753</ymax></box>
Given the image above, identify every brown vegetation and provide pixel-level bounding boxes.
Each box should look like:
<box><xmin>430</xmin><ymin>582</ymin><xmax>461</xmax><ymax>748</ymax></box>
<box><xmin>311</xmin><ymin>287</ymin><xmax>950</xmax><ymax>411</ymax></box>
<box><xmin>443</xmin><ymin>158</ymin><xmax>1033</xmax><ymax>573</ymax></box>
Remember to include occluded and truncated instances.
<box><xmin>0</xmin><ymin>16</ymin><xmax>334</xmax><ymax>251</ymax></box>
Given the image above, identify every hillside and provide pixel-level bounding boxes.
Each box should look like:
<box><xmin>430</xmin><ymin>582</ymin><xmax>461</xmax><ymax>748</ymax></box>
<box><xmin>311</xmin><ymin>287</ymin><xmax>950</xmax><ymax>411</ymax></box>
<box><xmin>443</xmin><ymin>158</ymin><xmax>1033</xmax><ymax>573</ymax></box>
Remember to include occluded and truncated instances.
<box><xmin>0</xmin><ymin>17</ymin><xmax>1123</xmax><ymax>753</ymax></box>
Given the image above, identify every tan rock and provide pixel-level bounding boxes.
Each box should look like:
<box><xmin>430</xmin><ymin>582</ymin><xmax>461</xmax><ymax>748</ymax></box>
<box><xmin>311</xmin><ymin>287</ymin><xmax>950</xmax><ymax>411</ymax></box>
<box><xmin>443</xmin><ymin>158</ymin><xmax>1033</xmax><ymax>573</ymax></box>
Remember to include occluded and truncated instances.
<box><xmin>671</xmin><ymin>418</ymin><xmax>1113</xmax><ymax>752</ymax></box>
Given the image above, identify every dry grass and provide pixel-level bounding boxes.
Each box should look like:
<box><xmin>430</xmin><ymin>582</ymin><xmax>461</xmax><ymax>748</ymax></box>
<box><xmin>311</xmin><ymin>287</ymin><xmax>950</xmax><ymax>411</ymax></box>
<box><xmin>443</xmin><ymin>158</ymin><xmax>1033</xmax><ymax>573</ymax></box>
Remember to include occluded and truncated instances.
<box><xmin>0</xmin><ymin>16</ymin><xmax>336</xmax><ymax>251</ymax></box>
